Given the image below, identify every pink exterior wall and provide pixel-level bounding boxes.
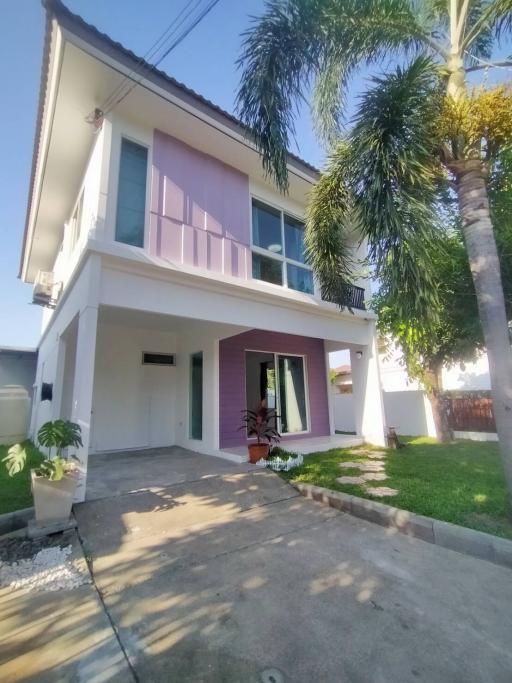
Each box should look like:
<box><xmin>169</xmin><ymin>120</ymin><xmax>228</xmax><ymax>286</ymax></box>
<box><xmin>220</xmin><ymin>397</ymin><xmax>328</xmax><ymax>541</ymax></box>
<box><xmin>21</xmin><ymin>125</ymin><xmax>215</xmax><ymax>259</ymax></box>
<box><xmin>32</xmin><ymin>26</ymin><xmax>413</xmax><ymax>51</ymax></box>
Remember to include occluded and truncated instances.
<box><xmin>150</xmin><ymin>129</ymin><xmax>251</xmax><ymax>277</ymax></box>
<box><xmin>219</xmin><ymin>329</ymin><xmax>330</xmax><ymax>448</ymax></box>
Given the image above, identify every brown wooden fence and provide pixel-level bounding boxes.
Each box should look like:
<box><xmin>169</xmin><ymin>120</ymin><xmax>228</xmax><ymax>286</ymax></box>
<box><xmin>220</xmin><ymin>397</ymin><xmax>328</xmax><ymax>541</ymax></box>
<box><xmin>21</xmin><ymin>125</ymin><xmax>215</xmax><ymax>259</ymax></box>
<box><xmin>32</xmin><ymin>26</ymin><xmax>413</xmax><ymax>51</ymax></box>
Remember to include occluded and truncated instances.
<box><xmin>446</xmin><ymin>395</ymin><xmax>496</xmax><ymax>433</ymax></box>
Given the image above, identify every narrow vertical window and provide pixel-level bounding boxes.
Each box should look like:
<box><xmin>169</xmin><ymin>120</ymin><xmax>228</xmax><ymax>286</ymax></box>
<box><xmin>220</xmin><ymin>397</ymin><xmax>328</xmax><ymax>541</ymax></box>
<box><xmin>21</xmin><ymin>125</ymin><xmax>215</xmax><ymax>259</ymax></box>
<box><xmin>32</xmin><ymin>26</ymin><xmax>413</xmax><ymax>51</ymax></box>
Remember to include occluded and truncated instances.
<box><xmin>115</xmin><ymin>138</ymin><xmax>148</xmax><ymax>247</ymax></box>
<box><xmin>190</xmin><ymin>352</ymin><xmax>203</xmax><ymax>440</ymax></box>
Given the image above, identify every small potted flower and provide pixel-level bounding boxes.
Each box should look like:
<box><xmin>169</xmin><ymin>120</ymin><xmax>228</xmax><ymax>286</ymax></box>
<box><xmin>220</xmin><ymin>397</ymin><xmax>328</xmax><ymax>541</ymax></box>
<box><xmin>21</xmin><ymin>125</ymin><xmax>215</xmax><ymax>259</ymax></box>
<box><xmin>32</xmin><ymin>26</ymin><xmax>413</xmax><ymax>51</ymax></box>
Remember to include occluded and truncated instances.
<box><xmin>239</xmin><ymin>404</ymin><xmax>281</xmax><ymax>463</ymax></box>
<box><xmin>3</xmin><ymin>420</ymin><xmax>82</xmax><ymax>525</ymax></box>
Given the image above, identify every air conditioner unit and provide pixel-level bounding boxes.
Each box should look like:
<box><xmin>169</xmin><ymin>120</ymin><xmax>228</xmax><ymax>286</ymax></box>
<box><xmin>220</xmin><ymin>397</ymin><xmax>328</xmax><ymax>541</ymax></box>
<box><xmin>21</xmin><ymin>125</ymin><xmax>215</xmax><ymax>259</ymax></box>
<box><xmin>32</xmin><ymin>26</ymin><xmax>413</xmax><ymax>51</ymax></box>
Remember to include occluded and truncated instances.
<box><xmin>33</xmin><ymin>271</ymin><xmax>59</xmax><ymax>308</ymax></box>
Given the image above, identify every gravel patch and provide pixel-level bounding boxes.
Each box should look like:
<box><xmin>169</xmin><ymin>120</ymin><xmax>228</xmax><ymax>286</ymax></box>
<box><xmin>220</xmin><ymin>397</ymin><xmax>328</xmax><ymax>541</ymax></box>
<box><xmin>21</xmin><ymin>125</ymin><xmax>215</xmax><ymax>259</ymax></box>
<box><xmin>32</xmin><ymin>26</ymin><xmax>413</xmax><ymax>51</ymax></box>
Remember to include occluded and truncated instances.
<box><xmin>0</xmin><ymin>539</ymin><xmax>89</xmax><ymax>592</ymax></box>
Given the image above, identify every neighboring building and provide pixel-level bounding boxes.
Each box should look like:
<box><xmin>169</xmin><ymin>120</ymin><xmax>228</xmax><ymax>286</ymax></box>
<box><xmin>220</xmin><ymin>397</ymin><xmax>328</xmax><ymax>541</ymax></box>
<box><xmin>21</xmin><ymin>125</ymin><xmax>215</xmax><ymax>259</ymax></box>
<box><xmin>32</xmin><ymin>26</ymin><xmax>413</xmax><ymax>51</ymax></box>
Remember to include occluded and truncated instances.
<box><xmin>331</xmin><ymin>365</ymin><xmax>353</xmax><ymax>394</ymax></box>
<box><xmin>0</xmin><ymin>347</ymin><xmax>37</xmax><ymax>444</ymax></box>
<box><xmin>21</xmin><ymin>0</ymin><xmax>385</xmax><ymax>501</ymax></box>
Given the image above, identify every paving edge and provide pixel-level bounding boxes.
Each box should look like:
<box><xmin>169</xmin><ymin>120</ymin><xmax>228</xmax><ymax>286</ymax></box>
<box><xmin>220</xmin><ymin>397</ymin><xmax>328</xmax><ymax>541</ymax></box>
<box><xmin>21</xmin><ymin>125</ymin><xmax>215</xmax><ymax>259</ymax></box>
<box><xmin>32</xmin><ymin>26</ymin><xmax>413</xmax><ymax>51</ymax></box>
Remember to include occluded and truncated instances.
<box><xmin>293</xmin><ymin>483</ymin><xmax>512</xmax><ymax>571</ymax></box>
<box><xmin>0</xmin><ymin>507</ymin><xmax>34</xmax><ymax>537</ymax></box>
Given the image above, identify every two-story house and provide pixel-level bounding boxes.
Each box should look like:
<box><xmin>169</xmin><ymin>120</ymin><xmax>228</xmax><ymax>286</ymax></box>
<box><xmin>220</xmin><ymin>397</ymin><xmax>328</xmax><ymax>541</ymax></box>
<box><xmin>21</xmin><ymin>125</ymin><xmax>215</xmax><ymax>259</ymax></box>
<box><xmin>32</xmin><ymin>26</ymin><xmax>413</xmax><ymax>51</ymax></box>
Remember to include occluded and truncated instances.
<box><xmin>21</xmin><ymin>0</ymin><xmax>386</xmax><ymax>501</ymax></box>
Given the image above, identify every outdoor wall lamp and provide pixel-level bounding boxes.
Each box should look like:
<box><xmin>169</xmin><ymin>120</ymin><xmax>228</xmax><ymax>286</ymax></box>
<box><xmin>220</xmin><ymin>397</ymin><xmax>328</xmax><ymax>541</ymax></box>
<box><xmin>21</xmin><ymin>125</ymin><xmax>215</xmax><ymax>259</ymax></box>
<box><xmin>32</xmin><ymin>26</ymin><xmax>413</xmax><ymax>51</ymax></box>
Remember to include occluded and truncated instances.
<box><xmin>356</xmin><ymin>351</ymin><xmax>363</xmax><ymax>359</ymax></box>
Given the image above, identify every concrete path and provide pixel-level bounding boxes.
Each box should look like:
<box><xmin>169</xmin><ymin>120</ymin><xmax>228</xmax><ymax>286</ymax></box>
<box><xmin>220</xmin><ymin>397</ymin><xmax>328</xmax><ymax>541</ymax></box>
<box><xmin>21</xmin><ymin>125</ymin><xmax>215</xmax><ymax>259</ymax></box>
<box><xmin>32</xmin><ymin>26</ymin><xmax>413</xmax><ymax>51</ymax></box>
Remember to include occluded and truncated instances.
<box><xmin>86</xmin><ymin>446</ymin><xmax>251</xmax><ymax>500</ymax></box>
<box><xmin>0</xmin><ymin>532</ymin><xmax>132</xmax><ymax>683</ymax></box>
<box><xmin>72</xmin><ymin>467</ymin><xmax>512</xmax><ymax>682</ymax></box>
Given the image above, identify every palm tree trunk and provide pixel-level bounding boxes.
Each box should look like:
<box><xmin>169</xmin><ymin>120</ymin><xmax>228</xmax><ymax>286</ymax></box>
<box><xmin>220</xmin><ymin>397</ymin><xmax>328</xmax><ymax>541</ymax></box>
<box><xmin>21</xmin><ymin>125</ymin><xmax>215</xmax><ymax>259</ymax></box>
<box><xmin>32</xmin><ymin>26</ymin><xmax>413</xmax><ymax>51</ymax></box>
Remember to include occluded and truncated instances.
<box><xmin>455</xmin><ymin>159</ymin><xmax>512</xmax><ymax>497</ymax></box>
<box><xmin>425</xmin><ymin>366</ymin><xmax>452</xmax><ymax>443</ymax></box>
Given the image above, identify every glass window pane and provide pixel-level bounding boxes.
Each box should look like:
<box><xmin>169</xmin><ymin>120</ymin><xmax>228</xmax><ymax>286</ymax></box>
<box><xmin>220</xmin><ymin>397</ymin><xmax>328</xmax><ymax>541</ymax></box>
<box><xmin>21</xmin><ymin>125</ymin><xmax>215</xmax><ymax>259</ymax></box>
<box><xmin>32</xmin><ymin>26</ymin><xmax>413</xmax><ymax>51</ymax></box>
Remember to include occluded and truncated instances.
<box><xmin>116</xmin><ymin>139</ymin><xmax>147</xmax><ymax>247</ymax></box>
<box><xmin>190</xmin><ymin>352</ymin><xmax>203</xmax><ymax>440</ymax></box>
<box><xmin>253</xmin><ymin>253</ymin><xmax>283</xmax><ymax>285</ymax></box>
<box><xmin>278</xmin><ymin>355</ymin><xmax>308</xmax><ymax>433</ymax></box>
<box><xmin>287</xmin><ymin>263</ymin><xmax>314</xmax><ymax>294</ymax></box>
<box><xmin>252</xmin><ymin>199</ymin><xmax>282</xmax><ymax>253</ymax></box>
<box><xmin>284</xmin><ymin>214</ymin><xmax>306</xmax><ymax>263</ymax></box>
<box><xmin>245</xmin><ymin>351</ymin><xmax>277</xmax><ymax>412</ymax></box>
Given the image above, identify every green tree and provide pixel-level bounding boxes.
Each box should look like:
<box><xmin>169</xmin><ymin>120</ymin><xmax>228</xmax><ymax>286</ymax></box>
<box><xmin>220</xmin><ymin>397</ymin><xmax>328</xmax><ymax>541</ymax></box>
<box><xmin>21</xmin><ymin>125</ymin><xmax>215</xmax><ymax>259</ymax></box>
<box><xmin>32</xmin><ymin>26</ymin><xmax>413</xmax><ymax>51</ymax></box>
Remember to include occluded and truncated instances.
<box><xmin>237</xmin><ymin>0</ymin><xmax>512</xmax><ymax>496</ymax></box>
<box><xmin>376</xmin><ymin>149</ymin><xmax>511</xmax><ymax>441</ymax></box>
<box><xmin>375</xmin><ymin>230</ymin><xmax>484</xmax><ymax>441</ymax></box>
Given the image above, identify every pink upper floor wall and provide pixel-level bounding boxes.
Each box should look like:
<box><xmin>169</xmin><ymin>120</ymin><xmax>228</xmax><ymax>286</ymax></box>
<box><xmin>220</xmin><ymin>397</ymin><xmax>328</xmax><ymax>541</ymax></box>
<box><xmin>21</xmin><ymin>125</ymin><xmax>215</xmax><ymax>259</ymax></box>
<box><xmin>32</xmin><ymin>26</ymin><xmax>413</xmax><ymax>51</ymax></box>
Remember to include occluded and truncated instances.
<box><xmin>150</xmin><ymin>129</ymin><xmax>251</xmax><ymax>278</ymax></box>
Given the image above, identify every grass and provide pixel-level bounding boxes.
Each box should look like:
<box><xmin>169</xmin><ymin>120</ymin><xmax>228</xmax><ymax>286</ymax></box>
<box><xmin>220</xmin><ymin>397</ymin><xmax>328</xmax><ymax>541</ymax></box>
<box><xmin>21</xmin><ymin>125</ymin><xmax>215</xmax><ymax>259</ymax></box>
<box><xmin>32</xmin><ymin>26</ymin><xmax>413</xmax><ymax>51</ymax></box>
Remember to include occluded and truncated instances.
<box><xmin>0</xmin><ymin>442</ymin><xmax>43</xmax><ymax>515</ymax></box>
<box><xmin>280</xmin><ymin>436</ymin><xmax>512</xmax><ymax>540</ymax></box>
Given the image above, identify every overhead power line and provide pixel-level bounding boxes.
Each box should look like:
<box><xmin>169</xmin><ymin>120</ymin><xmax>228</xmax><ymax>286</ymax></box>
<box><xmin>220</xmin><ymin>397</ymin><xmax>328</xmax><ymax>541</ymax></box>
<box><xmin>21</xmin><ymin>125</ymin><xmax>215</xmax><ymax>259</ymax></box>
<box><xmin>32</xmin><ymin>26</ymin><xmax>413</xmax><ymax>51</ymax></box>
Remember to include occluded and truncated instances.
<box><xmin>94</xmin><ymin>0</ymin><xmax>221</xmax><ymax>121</ymax></box>
<box><xmin>99</xmin><ymin>0</ymin><xmax>203</xmax><ymax>114</ymax></box>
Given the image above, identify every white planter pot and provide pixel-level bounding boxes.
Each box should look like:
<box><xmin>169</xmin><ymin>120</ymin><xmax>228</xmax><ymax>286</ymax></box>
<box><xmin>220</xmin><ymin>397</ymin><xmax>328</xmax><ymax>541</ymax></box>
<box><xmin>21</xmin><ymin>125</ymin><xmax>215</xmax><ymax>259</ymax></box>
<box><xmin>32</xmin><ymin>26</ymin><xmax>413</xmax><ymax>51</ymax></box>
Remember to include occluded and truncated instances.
<box><xmin>31</xmin><ymin>470</ymin><xmax>78</xmax><ymax>525</ymax></box>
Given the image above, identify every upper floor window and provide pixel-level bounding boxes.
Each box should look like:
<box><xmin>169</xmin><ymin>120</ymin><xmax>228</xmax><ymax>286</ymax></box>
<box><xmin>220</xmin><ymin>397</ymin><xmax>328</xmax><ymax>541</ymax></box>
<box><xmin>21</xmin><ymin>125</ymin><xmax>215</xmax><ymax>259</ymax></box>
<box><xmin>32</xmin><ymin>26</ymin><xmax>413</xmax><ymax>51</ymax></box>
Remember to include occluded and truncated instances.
<box><xmin>251</xmin><ymin>199</ymin><xmax>314</xmax><ymax>295</ymax></box>
<box><xmin>69</xmin><ymin>191</ymin><xmax>84</xmax><ymax>251</ymax></box>
<box><xmin>115</xmin><ymin>138</ymin><xmax>148</xmax><ymax>248</ymax></box>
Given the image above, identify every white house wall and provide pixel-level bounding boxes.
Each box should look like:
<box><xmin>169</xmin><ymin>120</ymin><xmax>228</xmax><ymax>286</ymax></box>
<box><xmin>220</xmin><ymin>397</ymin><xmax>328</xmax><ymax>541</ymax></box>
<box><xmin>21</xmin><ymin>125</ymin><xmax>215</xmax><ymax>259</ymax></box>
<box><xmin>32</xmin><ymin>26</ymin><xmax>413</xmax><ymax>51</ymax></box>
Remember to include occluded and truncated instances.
<box><xmin>99</xmin><ymin>261</ymin><xmax>372</xmax><ymax>348</ymax></box>
<box><xmin>90</xmin><ymin>321</ymin><xmax>177</xmax><ymax>453</ymax></box>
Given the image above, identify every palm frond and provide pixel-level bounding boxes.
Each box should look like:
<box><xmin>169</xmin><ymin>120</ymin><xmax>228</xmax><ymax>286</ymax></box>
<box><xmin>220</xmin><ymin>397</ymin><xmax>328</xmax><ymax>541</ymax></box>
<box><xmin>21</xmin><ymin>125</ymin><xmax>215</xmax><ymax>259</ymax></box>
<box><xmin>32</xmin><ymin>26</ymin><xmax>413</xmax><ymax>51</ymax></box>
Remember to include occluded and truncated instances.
<box><xmin>305</xmin><ymin>143</ymin><xmax>357</xmax><ymax>306</ymax></box>
<box><xmin>237</xmin><ymin>0</ymin><xmax>444</xmax><ymax>190</ymax></box>
<box><xmin>463</xmin><ymin>0</ymin><xmax>512</xmax><ymax>49</ymax></box>
<box><xmin>308</xmin><ymin>56</ymin><xmax>443</xmax><ymax>318</ymax></box>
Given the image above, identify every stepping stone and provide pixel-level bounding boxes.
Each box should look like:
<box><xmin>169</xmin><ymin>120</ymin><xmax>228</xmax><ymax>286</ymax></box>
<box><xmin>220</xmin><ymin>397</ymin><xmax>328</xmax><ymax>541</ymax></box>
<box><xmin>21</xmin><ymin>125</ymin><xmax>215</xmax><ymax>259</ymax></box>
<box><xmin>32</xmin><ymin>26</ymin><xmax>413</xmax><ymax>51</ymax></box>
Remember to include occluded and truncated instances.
<box><xmin>366</xmin><ymin>486</ymin><xmax>398</xmax><ymax>497</ymax></box>
<box><xmin>336</xmin><ymin>476</ymin><xmax>366</xmax><ymax>485</ymax></box>
<box><xmin>349</xmin><ymin>449</ymin><xmax>372</xmax><ymax>456</ymax></box>
<box><xmin>366</xmin><ymin>452</ymin><xmax>386</xmax><ymax>459</ymax></box>
<box><xmin>360</xmin><ymin>462</ymin><xmax>386</xmax><ymax>472</ymax></box>
<box><xmin>361</xmin><ymin>472</ymin><xmax>387</xmax><ymax>482</ymax></box>
<box><xmin>340</xmin><ymin>461</ymin><xmax>385</xmax><ymax>472</ymax></box>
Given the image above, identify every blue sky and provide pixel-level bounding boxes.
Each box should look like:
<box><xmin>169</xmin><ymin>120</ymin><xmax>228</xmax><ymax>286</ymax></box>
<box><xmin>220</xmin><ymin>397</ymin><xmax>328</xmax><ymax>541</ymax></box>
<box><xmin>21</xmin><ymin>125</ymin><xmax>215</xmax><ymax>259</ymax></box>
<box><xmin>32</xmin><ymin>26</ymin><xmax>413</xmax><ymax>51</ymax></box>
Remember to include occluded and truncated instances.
<box><xmin>0</xmin><ymin>1</ymin><xmax>509</xmax><ymax>351</ymax></box>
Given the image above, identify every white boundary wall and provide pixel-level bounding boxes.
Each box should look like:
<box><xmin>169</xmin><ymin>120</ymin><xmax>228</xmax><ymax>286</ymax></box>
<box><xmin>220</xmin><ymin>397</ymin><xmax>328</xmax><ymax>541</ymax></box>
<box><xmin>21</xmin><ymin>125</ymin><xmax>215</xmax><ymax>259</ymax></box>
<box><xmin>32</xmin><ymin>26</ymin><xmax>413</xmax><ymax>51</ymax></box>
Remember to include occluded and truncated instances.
<box><xmin>0</xmin><ymin>387</ymin><xmax>31</xmax><ymax>445</ymax></box>
<box><xmin>333</xmin><ymin>394</ymin><xmax>356</xmax><ymax>433</ymax></box>
<box><xmin>334</xmin><ymin>390</ymin><xmax>435</xmax><ymax>437</ymax></box>
<box><xmin>334</xmin><ymin>389</ymin><xmax>498</xmax><ymax>440</ymax></box>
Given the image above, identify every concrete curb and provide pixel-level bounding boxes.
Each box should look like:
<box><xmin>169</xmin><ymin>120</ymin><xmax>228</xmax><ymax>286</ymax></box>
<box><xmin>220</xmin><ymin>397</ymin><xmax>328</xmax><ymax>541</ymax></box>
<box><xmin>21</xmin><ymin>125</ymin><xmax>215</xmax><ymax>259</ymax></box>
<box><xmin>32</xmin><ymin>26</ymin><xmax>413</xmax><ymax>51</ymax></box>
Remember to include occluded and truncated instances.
<box><xmin>0</xmin><ymin>507</ymin><xmax>34</xmax><ymax>537</ymax></box>
<box><xmin>293</xmin><ymin>483</ymin><xmax>512</xmax><ymax>571</ymax></box>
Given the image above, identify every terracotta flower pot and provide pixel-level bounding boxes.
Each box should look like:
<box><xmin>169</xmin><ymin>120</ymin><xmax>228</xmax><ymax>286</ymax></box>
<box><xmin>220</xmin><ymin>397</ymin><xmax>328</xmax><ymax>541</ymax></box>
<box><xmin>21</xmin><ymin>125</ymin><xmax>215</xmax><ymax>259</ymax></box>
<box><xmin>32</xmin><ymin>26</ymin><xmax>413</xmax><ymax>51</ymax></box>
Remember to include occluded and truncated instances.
<box><xmin>248</xmin><ymin>443</ymin><xmax>269</xmax><ymax>463</ymax></box>
<box><xmin>31</xmin><ymin>469</ymin><xmax>78</xmax><ymax>525</ymax></box>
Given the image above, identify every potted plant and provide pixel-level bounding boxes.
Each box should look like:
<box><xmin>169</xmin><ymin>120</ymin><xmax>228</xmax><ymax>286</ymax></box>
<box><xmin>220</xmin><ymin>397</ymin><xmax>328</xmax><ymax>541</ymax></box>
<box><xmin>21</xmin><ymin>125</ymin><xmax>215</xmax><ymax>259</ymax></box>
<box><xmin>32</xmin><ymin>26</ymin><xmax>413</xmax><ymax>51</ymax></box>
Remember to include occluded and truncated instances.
<box><xmin>239</xmin><ymin>404</ymin><xmax>280</xmax><ymax>463</ymax></box>
<box><xmin>3</xmin><ymin>420</ymin><xmax>82</xmax><ymax>525</ymax></box>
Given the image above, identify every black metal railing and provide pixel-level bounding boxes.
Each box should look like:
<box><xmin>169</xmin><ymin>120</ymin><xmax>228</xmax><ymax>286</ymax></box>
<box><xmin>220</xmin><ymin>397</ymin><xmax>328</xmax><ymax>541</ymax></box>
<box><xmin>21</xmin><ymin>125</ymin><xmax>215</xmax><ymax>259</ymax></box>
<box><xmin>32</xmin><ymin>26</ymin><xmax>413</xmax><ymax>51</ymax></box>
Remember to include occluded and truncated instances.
<box><xmin>322</xmin><ymin>285</ymin><xmax>366</xmax><ymax>310</ymax></box>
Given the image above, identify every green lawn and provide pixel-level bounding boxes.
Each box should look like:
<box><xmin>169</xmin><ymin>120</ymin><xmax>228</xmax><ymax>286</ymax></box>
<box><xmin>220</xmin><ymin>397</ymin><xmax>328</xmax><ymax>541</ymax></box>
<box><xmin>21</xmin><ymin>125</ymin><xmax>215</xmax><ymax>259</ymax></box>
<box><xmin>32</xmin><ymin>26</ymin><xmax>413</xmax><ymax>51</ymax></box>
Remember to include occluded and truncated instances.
<box><xmin>0</xmin><ymin>442</ymin><xmax>43</xmax><ymax>515</ymax></box>
<box><xmin>280</xmin><ymin>437</ymin><xmax>512</xmax><ymax>539</ymax></box>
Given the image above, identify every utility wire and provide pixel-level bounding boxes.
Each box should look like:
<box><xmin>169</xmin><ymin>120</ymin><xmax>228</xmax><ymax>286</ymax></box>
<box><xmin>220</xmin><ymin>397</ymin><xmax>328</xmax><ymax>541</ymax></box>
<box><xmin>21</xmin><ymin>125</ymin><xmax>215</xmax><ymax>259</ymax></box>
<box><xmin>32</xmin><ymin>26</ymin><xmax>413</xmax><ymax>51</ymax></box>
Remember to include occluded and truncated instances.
<box><xmin>101</xmin><ymin>0</ymin><xmax>222</xmax><ymax>117</ymax></box>
<box><xmin>99</xmin><ymin>0</ymin><xmax>199</xmax><ymax>114</ymax></box>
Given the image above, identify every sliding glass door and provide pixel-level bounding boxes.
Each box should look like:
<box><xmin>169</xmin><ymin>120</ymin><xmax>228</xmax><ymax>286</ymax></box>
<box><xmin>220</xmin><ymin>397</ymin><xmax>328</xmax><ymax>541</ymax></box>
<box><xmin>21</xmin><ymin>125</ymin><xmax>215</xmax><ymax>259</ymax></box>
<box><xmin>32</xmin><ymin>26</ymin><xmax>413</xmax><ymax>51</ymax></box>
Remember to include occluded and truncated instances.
<box><xmin>278</xmin><ymin>355</ymin><xmax>308</xmax><ymax>433</ymax></box>
<box><xmin>245</xmin><ymin>351</ymin><xmax>308</xmax><ymax>434</ymax></box>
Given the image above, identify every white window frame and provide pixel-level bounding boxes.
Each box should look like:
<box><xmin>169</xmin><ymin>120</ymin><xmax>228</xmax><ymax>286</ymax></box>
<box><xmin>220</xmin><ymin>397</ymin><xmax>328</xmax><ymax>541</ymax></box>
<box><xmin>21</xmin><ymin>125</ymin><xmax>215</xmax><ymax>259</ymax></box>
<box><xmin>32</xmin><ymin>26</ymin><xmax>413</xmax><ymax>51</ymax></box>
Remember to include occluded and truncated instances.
<box><xmin>250</xmin><ymin>196</ymin><xmax>314</xmax><ymax>294</ymax></box>
<box><xmin>244</xmin><ymin>348</ymin><xmax>311</xmax><ymax>436</ymax></box>
<box><xmin>114</xmin><ymin>133</ymin><xmax>151</xmax><ymax>250</ymax></box>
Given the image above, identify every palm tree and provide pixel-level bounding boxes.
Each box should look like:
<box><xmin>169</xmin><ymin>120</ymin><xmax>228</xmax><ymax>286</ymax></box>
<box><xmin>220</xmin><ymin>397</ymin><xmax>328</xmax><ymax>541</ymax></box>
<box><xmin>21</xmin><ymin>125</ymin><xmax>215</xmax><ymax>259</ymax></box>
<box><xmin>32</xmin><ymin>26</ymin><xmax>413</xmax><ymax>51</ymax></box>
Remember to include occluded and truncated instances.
<box><xmin>236</xmin><ymin>1</ymin><xmax>512</xmax><ymax>495</ymax></box>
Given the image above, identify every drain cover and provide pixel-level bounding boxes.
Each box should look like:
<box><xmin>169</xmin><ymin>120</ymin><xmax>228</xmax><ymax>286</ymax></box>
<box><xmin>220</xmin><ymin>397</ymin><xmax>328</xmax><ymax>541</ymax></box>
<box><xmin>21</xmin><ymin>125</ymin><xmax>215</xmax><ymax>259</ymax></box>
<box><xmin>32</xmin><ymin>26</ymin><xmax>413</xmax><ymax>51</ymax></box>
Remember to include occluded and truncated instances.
<box><xmin>260</xmin><ymin>668</ymin><xmax>284</xmax><ymax>683</ymax></box>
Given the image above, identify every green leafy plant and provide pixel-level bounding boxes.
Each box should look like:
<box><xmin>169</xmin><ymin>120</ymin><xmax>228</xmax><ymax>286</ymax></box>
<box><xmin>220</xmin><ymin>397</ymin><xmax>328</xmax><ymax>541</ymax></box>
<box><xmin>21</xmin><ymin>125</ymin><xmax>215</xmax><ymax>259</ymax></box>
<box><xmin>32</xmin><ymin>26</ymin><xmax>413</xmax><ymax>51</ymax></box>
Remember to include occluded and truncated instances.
<box><xmin>268</xmin><ymin>447</ymin><xmax>297</xmax><ymax>462</ymax></box>
<box><xmin>2</xmin><ymin>420</ymin><xmax>82</xmax><ymax>482</ymax></box>
<box><xmin>239</xmin><ymin>405</ymin><xmax>281</xmax><ymax>446</ymax></box>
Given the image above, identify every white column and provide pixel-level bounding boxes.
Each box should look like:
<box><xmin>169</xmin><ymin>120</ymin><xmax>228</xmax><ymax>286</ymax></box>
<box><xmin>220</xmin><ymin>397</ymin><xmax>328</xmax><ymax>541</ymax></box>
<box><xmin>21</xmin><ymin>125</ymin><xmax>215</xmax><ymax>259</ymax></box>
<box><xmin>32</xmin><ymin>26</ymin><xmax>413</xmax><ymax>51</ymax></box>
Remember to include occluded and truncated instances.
<box><xmin>350</xmin><ymin>323</ymin><xmax>386</xmax><ymax>446</ymax></box>
<box><xmin>70</xmin><ymin>305</ymin><xmax>98</xmax><ymax>502</ymax></box>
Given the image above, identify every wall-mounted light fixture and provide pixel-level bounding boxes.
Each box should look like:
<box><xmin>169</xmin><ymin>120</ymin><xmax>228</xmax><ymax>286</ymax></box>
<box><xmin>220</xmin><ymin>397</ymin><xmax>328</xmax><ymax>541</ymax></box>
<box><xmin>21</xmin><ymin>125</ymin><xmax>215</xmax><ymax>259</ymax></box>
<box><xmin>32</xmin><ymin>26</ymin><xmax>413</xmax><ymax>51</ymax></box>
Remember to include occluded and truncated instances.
<box><xmin>356</xmin><ymin>351</ymin><xmax>363</xmax><ymax>359</ymax></box>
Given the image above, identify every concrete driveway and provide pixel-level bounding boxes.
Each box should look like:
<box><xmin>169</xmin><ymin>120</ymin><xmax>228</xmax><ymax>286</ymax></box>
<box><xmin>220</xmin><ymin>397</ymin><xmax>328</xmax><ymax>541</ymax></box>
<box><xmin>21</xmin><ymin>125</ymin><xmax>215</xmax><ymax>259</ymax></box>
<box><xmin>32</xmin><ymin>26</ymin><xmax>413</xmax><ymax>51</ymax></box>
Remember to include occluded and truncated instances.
<box><xmin>71</xmin><ymin>452</ymin><xmax>512</xmax><ymax>683</ymax></box>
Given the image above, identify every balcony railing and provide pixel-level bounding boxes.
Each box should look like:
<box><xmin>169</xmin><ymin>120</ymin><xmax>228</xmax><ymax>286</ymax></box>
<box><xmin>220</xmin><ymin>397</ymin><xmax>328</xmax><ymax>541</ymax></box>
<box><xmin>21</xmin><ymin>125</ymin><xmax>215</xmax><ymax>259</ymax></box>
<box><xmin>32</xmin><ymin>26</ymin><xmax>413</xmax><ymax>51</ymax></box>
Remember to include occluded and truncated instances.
<box><xmin>323</xmin><ymin>285</ymin><xmax>366</xmax><ymax>310</ymax></box>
